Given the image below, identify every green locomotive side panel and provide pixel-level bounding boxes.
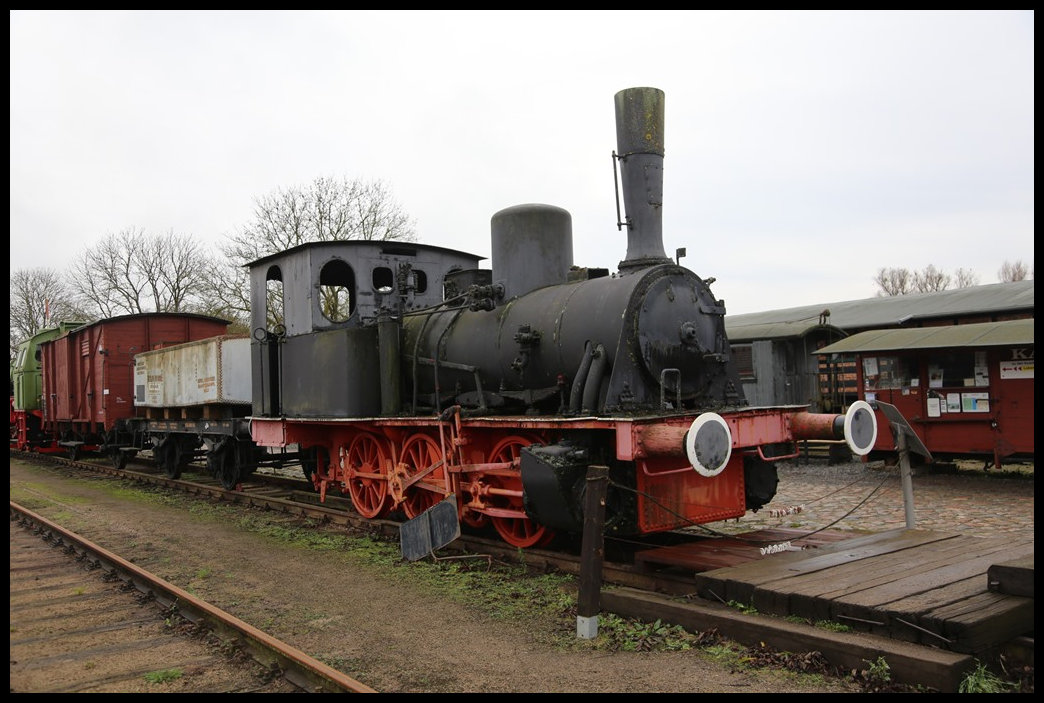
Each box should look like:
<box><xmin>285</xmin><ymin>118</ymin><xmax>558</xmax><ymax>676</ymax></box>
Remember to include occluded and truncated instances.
<box><xmin>12</xmin><ymin>322</ymin><xmax>85</xmax><ymax>412</ymax></box>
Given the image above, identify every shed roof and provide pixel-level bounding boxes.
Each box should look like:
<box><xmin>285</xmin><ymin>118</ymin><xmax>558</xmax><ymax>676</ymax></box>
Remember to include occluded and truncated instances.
<box><xmin>813</xmin><ymin>318</ymin><xmax>1034</xmax><ymax>355</ymax></box>
<box><xmin>725</xmin><ymin>321</ymin><xmax>846</xmax><ymax>343</ymax></box>
<box><xmin>725</xmin><ymin>280</ymin><xmax>1033</xmax><ymax>339</ymax></box>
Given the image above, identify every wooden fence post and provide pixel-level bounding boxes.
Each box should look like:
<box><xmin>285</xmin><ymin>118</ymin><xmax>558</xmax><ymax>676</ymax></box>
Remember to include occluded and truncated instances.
<box><xmin>576</xmin><ymin>464</ymin><xmax>609</xmax><ymax>639</ymax></box>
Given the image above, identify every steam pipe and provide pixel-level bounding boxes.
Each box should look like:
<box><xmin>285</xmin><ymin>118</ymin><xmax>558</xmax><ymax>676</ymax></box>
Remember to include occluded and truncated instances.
<box><xmin>569</xmin><ymin>341</ymin><xmax>595</xmax><ymax>413</ymax></box>
<box><xmin>581</xmin><ymin>344</ymin><xmax>607</xmax><ymax>413</ymax></box>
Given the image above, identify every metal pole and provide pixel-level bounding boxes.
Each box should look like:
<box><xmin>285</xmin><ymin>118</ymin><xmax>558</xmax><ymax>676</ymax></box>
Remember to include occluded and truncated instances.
<box><xmin>895</xmin><ymin>428</ymin><xmax>917</xmax><ymax>529</ymax></box>
<box><xmin>576</xmin><ymin>465</ymin><xmax>609</xmax><ymax>639</ymax></box>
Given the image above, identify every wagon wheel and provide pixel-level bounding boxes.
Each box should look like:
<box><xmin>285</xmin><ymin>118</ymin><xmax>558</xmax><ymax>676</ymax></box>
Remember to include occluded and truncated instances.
<box><xmin>398</xmin><ymin>433</ymin><xmax>447</xmax><ymax>520</ymax></box>
<box><xmin>155</xmin><ymin>440</ymin><xmax>182</xmax><ymax>479</ymax></box>
<box><xmin>165</xmin><ymin>445</ymin><xmax>184</xmax><ymax>480</ymax></box>
<box><xmin>342</xmin><ymin>434</ymin><xmax>392</xmax><ymax>519</ymax></box>
<box><xmin>206</xmin><ymin>445</ymin><xmax>224</xmax><ymax>479</ymax></box>
<box><xmin>67</xmin><ymin>445</ymin><xmax>80</xmax><ymax>462</ymax></box>
<box><xmin>111</xmin><ymin>448</ymin><xmax>128</xmax><ymax>471</ymax></box>
<box><xmin>486</xmin><ymin>436</ymin><xmax>553</xmax><ymax>549</ymax></box>
<box><xmin>208</xmin><ymin>444</ymin><xmax>241</xmax><ymax>491</ymax></box>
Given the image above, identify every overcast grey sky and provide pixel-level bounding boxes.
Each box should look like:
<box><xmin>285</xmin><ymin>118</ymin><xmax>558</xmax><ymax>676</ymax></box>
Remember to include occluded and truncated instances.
<box><xmin>9</xmin><ymin>10</ymin><xmax>1034</xmax><ymax>315</ymax></box>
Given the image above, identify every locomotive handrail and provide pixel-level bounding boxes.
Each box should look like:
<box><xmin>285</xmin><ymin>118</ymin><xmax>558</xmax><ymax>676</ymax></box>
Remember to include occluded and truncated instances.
<box><xmin>659</xmin><ymin>368</ymin><xmax>682</xmax><ymax>410</ymax></box>
<box><xmin>612</xmin><ymin>150</ymin><xmax>626</xmax><ymax>231</ymax></box>
<box><xmin>405</xmin><ymin>355</ymin><xmax>478</xmax><ymax>373</ymax></box>
<box><xmin>755</xmin><ymin>444</ymin><xmax>801</xmax><ymax>462</ymax></box>
<box><xmin>404</xmin><ymin>354</ymin><xmax>487</xmax><ymax>413</ymax></box>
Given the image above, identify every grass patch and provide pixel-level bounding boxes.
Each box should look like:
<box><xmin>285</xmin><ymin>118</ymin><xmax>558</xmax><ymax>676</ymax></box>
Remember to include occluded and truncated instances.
<box><xmin>593</xmin><ymin>614</ymin><xmax>698</xmax><ymax>652</ymax></box>
<box><xmin>143</xmin><ymin>668</ymin><xmax>183</xmax><ymax>684</ymax></box>
<box><xmin>959</xmin><ymin>660</ymin><xmax>1018</xmax><ymax>693</ymax></box>
<box><xmin>726</xmin><ymin>599</ymin><xmax>758</xmax><ymax>615</ymax></box>
<box><xmin>9</xmin><ymin>480</ymin><xmax>95</xmax><ymax>509</ymax></box>
<box><xmin>814</xmin><ymin>619</ymin><xmax>851</xmax><ymax>633</ymax></box>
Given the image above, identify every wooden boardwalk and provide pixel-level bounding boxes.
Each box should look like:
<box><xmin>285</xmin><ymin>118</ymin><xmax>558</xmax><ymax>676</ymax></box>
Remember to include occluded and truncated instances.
<box><xmin>632</xmin><ymin>528</ymin><xmax>1034</xmax><ymax>656</ymax></box>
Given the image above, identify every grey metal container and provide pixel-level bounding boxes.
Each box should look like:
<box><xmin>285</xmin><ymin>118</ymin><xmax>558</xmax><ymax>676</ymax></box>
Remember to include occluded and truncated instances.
<box><xmin>134</xmin><ymin>335</ymin><xmax>251</xmax><ymax>408</ymax></box>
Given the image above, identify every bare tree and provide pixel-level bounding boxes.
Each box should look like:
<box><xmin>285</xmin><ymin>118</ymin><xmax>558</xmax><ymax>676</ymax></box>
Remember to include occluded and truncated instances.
<box><xmin>913</xmin><ymin>264</ymin><xmax>950</xmax><ymax>293</ymax></box>
<box><xmin>998</xmin><ymin>260</ymin><xmax>1031</xmax><ymax>282</ymax></box>
<box><xmin>150</xmin><ymin>231</ymin><xmax>209</xmax><ymax>311</ymax></box>
<box><xmin>201</xmin><ymin>176</ymin><xmax>417</xmax><ymax>329</ymax></box>
<box><xmin>69</xmin><ymin>228</ymin><xmax>210</xmax><ymax>317</ymax></box>
<box><xmin>70</xmin><ymin>229</ymin><xmax>148</xmax><ymax>316</ymax></box>
<box><xmin>193</xmin><ymin>259</ymin><xmax>252</xmax><ymax>334</ymax></box>
<box><xmin>873</xmin><ymin>267</ymin><xmax>915</xmax><ymax>296</ymax></box>
<box><xmin>9</xmin><ymin>268</ymin><xmax>89</xmax><ymax>355</ymax></box>
<box><xmin>225</xmin><ymin>176</ymin><xmax>415</xmax><ymax>259</ymax></box>
<box><xmin>953</xmin><ymin>268</ymin><xmax>980</xmax><ymax>288</ymax></box>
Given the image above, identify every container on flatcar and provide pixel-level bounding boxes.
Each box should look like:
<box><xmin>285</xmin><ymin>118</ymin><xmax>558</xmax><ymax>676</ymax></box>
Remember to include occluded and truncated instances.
<box><xmin>133</xmin><ymin>335</ymin><xmax>251</xmax><ymax>411</ymax></box>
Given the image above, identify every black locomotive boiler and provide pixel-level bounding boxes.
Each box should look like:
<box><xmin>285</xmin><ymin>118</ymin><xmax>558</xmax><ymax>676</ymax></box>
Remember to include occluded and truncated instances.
<box><xmin>247</xmin><ymin>87</ymin><xmax>877</xmax><ymax>548</ymax></box>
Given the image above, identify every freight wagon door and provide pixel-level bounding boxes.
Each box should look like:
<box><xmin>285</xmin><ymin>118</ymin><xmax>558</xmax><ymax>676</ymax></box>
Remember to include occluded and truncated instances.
<box><xmin>102</xmin><ymin>344</ymin><xmax>137</xmax><ymax>424</ymax></box>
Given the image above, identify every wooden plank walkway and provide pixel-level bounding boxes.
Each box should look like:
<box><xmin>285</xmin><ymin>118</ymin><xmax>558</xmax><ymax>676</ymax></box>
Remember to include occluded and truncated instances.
<box><xmin>633</xmin><ymin>528</ymin><xmax>1034</xmax><ymax>656</ymax></box>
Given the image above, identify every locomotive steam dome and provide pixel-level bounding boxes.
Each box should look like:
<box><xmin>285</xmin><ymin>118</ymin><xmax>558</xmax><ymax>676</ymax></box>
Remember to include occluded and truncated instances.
<box><xmin>491</xmin><ymin>204</ymin><xmax>573</xmax><ymax>300</ymax></box>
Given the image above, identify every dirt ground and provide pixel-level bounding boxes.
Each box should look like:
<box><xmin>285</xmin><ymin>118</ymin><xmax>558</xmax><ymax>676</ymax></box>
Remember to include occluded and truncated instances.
<box><xmin>9</xmin><ymin>457</ymin><xmax>871</xmax><ymax>694</ymax></box>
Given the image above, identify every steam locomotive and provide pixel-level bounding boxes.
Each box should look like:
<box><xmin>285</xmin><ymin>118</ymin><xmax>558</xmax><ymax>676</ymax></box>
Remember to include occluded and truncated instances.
<box><xmin>245</xmin><ymin>87</ymin><xmax>877</xmax><ymax>547</ymax></box>
<box><xmin>10</xmin><ymin>87</ymin><xmax>877</xmax><ymax>549</ymax></box>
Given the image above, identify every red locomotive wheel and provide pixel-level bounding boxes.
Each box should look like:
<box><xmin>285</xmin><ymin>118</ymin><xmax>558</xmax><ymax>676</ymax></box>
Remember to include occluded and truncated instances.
<box><xmin>486</xmin><ymin>436</ymin><xmax>553</xmax><ymax>549</ymax></box>
<box><xmin>398</xmin><ymin>433</ymin><xmax>448</xmax><ymax>520</ymax></box>
<box><xmin>342</xmin><ymin>434</ymin><xmax>391</xmax><ymax>519</ymax></box>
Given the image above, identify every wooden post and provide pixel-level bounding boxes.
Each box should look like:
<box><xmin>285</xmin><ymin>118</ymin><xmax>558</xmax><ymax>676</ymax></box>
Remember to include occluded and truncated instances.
<box><xmin>576</xmin><ymin>465</ymin><xmax>609</xmax><ymax>639</ymax></box>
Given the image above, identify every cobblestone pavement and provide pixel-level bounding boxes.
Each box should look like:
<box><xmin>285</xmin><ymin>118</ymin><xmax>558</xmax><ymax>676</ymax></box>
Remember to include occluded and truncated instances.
<box><xmin>706</xmin><ymin>458</ymin><xmax>1034</xmax><ymax>541</ymax></box>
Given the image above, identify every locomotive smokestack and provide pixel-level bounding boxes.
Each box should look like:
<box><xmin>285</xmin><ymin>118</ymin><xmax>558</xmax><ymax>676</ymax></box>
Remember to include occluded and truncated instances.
<box><xmin>615</xmin><ymin>87</ymin><xmax>672</xmax><ymax>271</ymax></box>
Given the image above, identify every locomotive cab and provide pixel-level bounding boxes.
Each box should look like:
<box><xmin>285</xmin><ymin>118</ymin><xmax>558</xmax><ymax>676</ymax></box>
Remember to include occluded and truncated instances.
<box><xmin>246</xmin><ymin>240</ymin><xmax>484</xmax><ymax>418</ymax></box>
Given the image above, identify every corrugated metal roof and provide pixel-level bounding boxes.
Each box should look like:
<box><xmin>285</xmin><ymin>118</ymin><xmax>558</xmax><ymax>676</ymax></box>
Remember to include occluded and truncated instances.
<box><xmin>725</xmin><ymin>321</ymin><xmax>846</xmax><ymax>343</ymax></box>
<box><xmin>724</xmin><ymin>280</ymin><xmax>1033</xmax><ymax>338</ymax></box>
<box><xmin>813</xmin><ymin>318</ymin><xmax>1034</xmax><ymax>355</ymax></box>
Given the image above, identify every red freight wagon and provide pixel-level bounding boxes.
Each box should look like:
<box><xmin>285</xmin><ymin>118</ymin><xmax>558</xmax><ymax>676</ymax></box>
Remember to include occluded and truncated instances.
<box><xmin>815</xmin><ymin>318</ymin><xmax>1034</xmax><ymax>469</ymax></box>
<box><xmin>40</xmin><ymin>313</ymin><xmax>230</xmax><ymax>458</ymax></box>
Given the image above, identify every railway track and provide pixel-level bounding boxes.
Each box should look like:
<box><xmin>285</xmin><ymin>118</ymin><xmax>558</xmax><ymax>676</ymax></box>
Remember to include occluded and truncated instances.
<box><xmin>11</xmin><ymin>450</ymin><xmax>1034</xmax><ymax>693</ymax></box>
<box><xmin>9</xmin><ymin>501</ymin><xmax>376</xmax><ymax>693</ymax></box>
<box><xmin>10</xmin><ymin>450</ymin><xmax>697</xmax><ymax>592</ymax></box>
